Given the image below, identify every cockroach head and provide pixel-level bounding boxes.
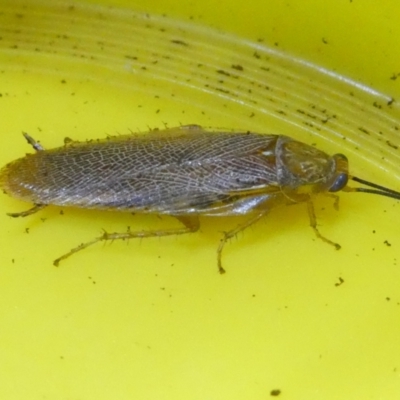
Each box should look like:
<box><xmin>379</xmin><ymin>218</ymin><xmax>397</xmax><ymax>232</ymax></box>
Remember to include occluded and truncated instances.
<box><xmin>277</xmin><ymin>137</ymin><xmax>349</xmax><ymax>192</ymax></box>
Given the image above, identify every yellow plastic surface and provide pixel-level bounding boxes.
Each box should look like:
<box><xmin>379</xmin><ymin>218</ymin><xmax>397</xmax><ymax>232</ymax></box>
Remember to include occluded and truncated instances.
<box><xmin>1</xmin><ymin>1</ymin><xmax>400</xmax><ymax>399</ymax></box>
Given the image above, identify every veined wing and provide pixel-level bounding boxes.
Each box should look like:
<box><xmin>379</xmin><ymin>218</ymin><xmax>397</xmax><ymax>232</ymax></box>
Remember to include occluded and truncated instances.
<box><xmin>7</xmin><ymin>127</ymin><xmax>281</xmax><ymax>214</ymax></box>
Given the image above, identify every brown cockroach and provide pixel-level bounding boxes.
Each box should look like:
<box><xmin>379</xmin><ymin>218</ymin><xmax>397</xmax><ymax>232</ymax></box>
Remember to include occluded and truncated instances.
<box><xmin>1</xmin><ymin>125</ymin><xmax>399</xmax><ymax>273</ymax></box>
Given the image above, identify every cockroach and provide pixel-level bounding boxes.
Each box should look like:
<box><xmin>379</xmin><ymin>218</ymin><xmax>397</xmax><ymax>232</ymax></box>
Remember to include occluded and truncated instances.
<box><xmin>1</xmin><ymin>124</ymin><xmax>399</xmax><ymax>273</ymax></box>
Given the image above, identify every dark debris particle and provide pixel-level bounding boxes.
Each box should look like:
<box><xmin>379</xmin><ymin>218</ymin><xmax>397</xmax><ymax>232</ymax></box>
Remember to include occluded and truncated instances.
<box><xmin>386</xmin><ymin>140</ymin><xmax>398</xmax><ymax>150</ymax></box>
<box><xmin>384</xmin><ymin>240</ymin><xmax>392</xmax><ymax>247</ymax></box>
<box><xmin>270</xmin><ymin>389</ymin><xmax>281</xmax><ymax>396</ymax></box>
<box><xmin>231</xmin><ymin>64</ymin><xmax>244</xmax><ymax>71</ymax></box>
<box><xmin>390</xmin><ymin>73</ymin><xmax>400</xmax><ymax>81</ymax></box>
<box><xmin>335</xmin><ymin>277</ymin><xmax>345</xmax><ymax>287</ymax></box>
<box><xmin>170</xmin><ymin>39</ymin><xmax>188</xmax><ymax>46</ymax></box>
<box><xmin>214</xmin><ymin>87</ymin><xmax>230</xmax><ymax>94</ymax></box>
<box><xmin>358</xmin><ymin>127</ymin><xmax>370</xmax><ymax>135</ymax></box>
<box><xmin>373</xmin><ymin>101</ymin><xmax>382</xmax><ymax>109</ymax></box>
<box><xmin>216</xmin><ymin>69</ymin><xmax>230</xmax><ymax>77</ymax></box>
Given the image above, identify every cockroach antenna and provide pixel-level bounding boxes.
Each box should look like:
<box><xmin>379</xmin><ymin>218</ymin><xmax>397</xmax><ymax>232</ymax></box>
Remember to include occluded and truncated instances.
<box><xmin>347</xmin><ymin>176</ymin><xmax>400</xmax><ymax>200</ymax></box>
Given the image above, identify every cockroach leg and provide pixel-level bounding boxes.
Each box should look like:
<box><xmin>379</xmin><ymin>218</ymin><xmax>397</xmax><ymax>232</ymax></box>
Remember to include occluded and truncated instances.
<box><xmin>22</xmin><ymin>132</ymin><xmax>44</xmax><ymax>152</ymax></box>
<box><xmin>307</xmin><ymin>200</ymin><xmax>341</xmax><ymax>250</ymax></box>
<box><xmin>7</xmin><ymin>204</ymin><xmax>47</xmax><ymax>218</ymax></box>
<box><xmin>53</xmin><ymin>215</ymin><xmax>200</xmax><ymax>267</ymax></box>
<box><xmin>327</xmin><ymin>194</ymin><xmax>340</xmax><ymax>211</ymax></box>
<box><xmin>217</xmin><ymin>211</ymin><xmax>268</xmax><ymax>274</ymax></box>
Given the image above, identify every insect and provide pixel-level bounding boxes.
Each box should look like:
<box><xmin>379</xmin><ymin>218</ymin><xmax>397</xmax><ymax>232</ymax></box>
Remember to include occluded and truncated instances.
<box><xmin>1</xmin><ymin>124</ymin><xmax>399</xmax><ymax>273</ymax></box>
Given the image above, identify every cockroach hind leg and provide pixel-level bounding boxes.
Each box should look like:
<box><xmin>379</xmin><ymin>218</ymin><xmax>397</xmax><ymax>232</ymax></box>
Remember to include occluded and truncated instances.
<box><xmin>53</xmin><ymin>215</ymin><xmax>200</xmax><ymax>267</ymax></box>
<box><xmin>7</xmin><ymin>204</ymin><xmax>47</xmax><ymax>218</ymax></box>
<box><xmin>22</xmin><ymin>132</ymin><xmax>45</xmax><ymax>151</ymax></box>
<box><xmin>216</xmin><ymin>211</ymin><xmax>268</xmax><ymax>274</ymax></box>
<box><xmin>307</xmin><ymin>200</ymin><xmax>341</xmax><ymax>250</ymax></box>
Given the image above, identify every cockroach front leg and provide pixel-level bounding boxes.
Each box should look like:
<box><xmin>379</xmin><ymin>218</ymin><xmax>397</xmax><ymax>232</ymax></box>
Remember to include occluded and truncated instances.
<box><xmin>53</xmin><ymin>215</ymin><xmax>200</xmax><ymax>267</ymax></box>
<box><xmin>217</xmin><ymin>211</ymin><xmax>269</xmax><ymax>274</ymax></box>
<box><xmin>307</xmin><ymin>200</ymin><xmax>341</xmax><ymax>250</ymax></box>
<box><xmin>326</xmin><ymin>193</ymin><xmax>340</xmax><ymax>211</ymax></box>
<box><xmin>7</xmin><ymin>204</ymin><xmax>47</xmax><ymax>218</ymax></box>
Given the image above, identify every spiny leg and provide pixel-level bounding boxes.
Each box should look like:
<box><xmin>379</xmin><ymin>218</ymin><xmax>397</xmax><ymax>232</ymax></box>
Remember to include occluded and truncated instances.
<box><xmin>7</xmin><ymin>204</ymin><xmax>47</xmax><ymax>218</ymax></box>
<box><xmin>216</xmin><ymin>211</ymin><xmax>269</xmax><ymax>274</ymax></box>
<box><xmin>22</xmin><ymin>132</ymin><xmax>44</xmax><ymax>151</ymax></box>
<box><xmin>53</xmin><ymin>215</ymin><xmax>200</xmax><ymax>267</ymax></box>
<box><xmin>307</xmin><ymin>200</ymin><xmax>341</xmax><ymax>250</ymax></box>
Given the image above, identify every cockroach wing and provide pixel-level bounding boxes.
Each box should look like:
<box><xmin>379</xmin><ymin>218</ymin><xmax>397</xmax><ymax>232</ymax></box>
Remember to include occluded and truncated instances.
<box><xmin>0</xmin><ymin>128</ymin><xmax>282</xmax><ymax>215</ymax></box>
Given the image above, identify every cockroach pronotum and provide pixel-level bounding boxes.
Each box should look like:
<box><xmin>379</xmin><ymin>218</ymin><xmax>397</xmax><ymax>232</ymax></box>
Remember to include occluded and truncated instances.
<box><xmin>1</xmin><ymin>125</ymin><xmax>399</xmax><ymax>273</ymax></box>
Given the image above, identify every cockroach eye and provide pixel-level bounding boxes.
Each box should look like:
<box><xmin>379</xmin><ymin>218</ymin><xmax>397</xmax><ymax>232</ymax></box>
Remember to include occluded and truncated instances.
<box><xmin>329</xmin><ymin>173</ymin><xmax>349</xmax><ymax>192</ymax></box>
